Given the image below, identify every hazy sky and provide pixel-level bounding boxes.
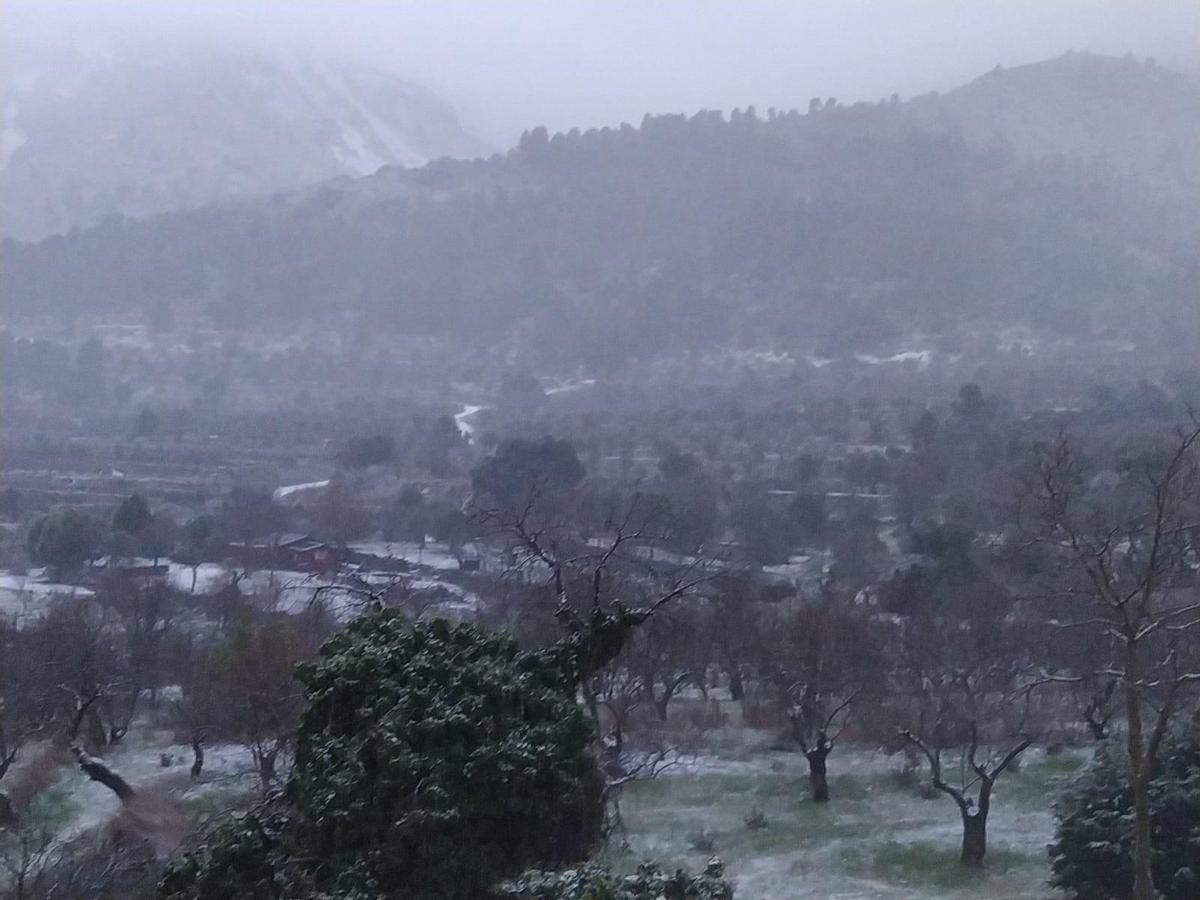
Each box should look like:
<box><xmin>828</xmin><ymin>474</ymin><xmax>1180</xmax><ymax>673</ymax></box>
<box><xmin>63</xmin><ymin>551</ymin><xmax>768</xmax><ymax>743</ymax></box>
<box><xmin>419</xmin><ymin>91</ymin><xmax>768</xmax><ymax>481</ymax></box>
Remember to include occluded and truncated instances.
<box><xmin>7</xmin><ymin>1</ymin><xmax>1199</xmax><ymax>146</ymax></box>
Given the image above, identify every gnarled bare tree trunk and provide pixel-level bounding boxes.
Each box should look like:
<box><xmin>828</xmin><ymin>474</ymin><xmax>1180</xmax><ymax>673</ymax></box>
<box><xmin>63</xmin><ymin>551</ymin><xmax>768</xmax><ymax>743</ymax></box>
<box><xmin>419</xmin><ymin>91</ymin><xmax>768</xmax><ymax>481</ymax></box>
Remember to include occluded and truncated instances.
<box><xmin>902</xmin><ymin>726</ymin><xmax>1029</xmax><ymax>869</ymax></box>
<box><xmin>1126</xmin><ymin>684</ymin><xmax>1156</xmax><ymax>900</ymax></box>
<box><xmin>72</xmin><ymin>746</ymin><xmax>134</xmax><ymax>803</ymax></box>
<box><xmin>190</xmin><ymin>733</ymin><xmax>205</xmax><ymax>779</ymax></box>
<box><xmin>960</xmin><ymin>808</ymin><xmax>988</xmax><ymax>868</ymax></box>
<box><xmin>805</xmin><ymin>745</ymin><xmax>830</xmax><ymax>803</ymax></box>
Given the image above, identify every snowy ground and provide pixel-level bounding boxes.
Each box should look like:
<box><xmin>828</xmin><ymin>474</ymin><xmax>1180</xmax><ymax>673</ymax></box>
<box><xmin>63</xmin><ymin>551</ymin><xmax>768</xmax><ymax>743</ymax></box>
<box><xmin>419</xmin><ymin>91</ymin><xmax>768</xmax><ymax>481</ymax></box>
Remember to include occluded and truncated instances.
<box><xmin>165</xmin><ymin>557</ymin><xmax>480</xmax><ymax>618</ymax></box>
<box><xmin>345</xmin><ymin>540</ymin><xmax>468</xmax><ymax>571</ymax></box>
<box><xmin>13</xmin><ymin>718</ymin><xmax>1086</xmax><ymax>900</ymax></box>
<box><xmin>0</xmin><ymin>571</ymin><xmax>94</xmax><ymax>623</ymax></box>
<box><xmin>13</xmin><ymin>732</ymin><xmax>258</xmax><ymax>853</ymax></box>
<box><xmin>166</xmin><ymin>561</ymin><xmax>230</xmax><ymax>594</ymax></box>
<box><xmin>616</xmin><ymin>744</ymin><xmax>1087</xmax><ymax>900</ymax></box>
<box><xmin>453</xmin><ymin>403</ymin><xmax>488</xmax><ymax>442</ymax></box>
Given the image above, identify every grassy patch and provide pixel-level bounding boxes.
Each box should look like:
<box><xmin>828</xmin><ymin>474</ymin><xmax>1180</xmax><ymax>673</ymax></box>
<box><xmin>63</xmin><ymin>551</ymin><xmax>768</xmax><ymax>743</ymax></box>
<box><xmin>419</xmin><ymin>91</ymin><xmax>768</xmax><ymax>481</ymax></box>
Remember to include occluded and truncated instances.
<box><xmin>624</xmin><ymin>772</ymin><xmax>795</xmax><ymax>808</ymax></box>
<box><xmin>619</xmin><ymin>742</ymin><xmax>1063</xmax><ymax>898</ymax></box>
<box><xmin>1003</xmin><ymin>753</ymin><xmax>1089</xmax><ymax>805</ymax></box>
<box><xmin>865</xmin><ymin>841</ymin><xmax>1038</xmax><ymax>890</ymax></box>
<box><xmin>741</xmin><ymin>827</ymin><xmax>799</xmax><ymax>855</ymax></box>
<box><xmin>790</xmin><ymin>802</ymin><xmax>866</xmax><ymax>841</ymax></box>
<box><xmin>25</xmin><ymin>781</ymin><xmax>81</xmax><ymax>829</ymax></box>
<box><xmin>1021</xmin><ymin>752</ymin><xmax>1090</xmax><ymax>780</ymax></box>
<box><xmin>182</xmin><ymin>786</ymin><xmax>253</xmax><ymax>820</ymax></box>
<box><xmin>822</xmin><ymin>772</ymin><xmax>873</xmax><ymax>801</ymax></box>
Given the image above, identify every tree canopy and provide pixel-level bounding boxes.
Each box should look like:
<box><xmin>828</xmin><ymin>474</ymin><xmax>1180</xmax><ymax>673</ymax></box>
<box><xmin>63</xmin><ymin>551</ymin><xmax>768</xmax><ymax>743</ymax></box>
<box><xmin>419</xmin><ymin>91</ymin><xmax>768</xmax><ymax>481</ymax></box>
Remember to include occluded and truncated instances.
<box><xmin>27</xmin><ymin>508</ymin><xmax>103</xmax><ymax>571</ymax></box>
<box><xmin>471</xmin><ymin>437</ymin><xmax>586</xmax><ymax>510</ymax></box>
<box><xmin>113</xmin><ymin>493</ymin><xmax>153</xmax><ymax>536</ymax></box>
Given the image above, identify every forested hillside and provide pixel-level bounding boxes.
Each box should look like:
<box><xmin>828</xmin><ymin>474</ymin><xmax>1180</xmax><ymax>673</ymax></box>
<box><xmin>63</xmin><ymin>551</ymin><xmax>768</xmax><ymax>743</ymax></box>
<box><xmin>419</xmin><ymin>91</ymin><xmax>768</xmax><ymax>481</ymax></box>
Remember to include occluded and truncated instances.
<box><xmin>4</xmin><ymin>53</ymin><xmax>1197</xmax><ymax>369</ymax></box>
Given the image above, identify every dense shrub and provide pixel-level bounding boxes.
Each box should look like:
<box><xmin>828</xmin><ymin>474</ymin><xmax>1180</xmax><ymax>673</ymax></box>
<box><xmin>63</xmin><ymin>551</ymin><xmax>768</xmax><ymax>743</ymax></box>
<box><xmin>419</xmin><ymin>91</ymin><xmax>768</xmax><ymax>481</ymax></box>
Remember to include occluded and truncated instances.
<box><xmin>290</xmin><ymin>612</ymin><xmax>604</xmax><ymax>899</ymax></box>
<box><xmin>160</xmin><ymin>612</ymin><xmax>604</xmax><ymax>900</ymax></box>
<box><xmin>158</xmin><ymin>812</ymin><xmax>300</xmax><ymax>900</ymax></box>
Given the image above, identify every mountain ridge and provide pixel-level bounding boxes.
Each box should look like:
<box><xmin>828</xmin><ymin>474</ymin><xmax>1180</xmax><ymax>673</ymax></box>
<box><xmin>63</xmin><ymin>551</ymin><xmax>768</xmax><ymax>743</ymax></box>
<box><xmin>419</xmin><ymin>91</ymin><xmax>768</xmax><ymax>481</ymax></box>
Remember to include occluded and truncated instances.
<box><xmin>3</xmin><ymin>53</ymin><xmax>1196</xmax><ymax>369</ymax></box>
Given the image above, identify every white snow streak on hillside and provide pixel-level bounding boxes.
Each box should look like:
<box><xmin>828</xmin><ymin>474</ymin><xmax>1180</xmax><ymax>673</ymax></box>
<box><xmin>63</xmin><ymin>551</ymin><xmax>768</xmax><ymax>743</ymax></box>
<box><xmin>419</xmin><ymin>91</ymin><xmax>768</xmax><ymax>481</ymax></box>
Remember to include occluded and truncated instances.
<box><xmin>0</xmin><ymin>103</ymin><xmax>27</xmax><ymax>170</ymax></box>
<box><xmin>334</xmin><ymin>121</ymin><xmax>389</xmax><ymax>176</ymax></box>
<box><xmin>283</xmin><ymin>57</ymin><xmax>426</xmax><ymax>172</ymax></box>
<box><xmin>854</xmin><ymin>350</ymin><xmax>934</xmax><ymax>367</ymax></box>
<box><xmin>325</xmin><ymin>66</ymin><xmax>425</xmax><ymax>169</ymax></box>
<box><xmin>273</xmin><ymin>479</ymin><xmax>331</xmax><ymax>500</ymax></box>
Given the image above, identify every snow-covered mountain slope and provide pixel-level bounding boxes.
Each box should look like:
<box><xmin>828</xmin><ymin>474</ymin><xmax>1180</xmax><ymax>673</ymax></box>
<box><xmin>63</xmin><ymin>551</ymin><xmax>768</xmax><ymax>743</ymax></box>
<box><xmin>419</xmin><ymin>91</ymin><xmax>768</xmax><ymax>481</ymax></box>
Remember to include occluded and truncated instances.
<box><xmin>1</xmin><ymin>43</ymin><xmax>491</xmax><ymax>241</ymax></box>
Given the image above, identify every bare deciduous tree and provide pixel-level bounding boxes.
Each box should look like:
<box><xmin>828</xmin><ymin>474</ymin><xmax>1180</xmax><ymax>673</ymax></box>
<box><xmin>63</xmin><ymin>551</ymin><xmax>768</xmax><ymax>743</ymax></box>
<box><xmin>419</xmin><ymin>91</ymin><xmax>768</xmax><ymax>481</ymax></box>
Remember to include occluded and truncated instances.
<box><xmin>895</xmin><ymin>612</ymin><xmax>1040</xmax><ymax>867</ymax></box>
<box><xmin>1024</xmin><ymin>424</ymin><xmax>1200</xmax><ymax>900</ymax></box>
<box><xmin>788</xmin><ymin>687</ymin><xmax>855</xmax><ymax>803</ymax></box>
<box><xmin>189</xmin><ymin>616</ymin><xmax>311</xmax><ymax>793</ymax></box>
<box><xmin>475</xmin><ymin>490</ymin><xmax>720</xmax><ymax>841</ymax></box>
<box><xmin>476</xmin><ymin>491</ymin><xmax>719</xmax><ymax>723</ymax></box>
<box><xmin>0</xmin><ymin>621</ymin><xmax>56</xmax><ymax>803</ymax></box>
<box><xmin>778</xmin><ymin>598</ymin><xmax>881</xmax><ymax>803</ymax></box>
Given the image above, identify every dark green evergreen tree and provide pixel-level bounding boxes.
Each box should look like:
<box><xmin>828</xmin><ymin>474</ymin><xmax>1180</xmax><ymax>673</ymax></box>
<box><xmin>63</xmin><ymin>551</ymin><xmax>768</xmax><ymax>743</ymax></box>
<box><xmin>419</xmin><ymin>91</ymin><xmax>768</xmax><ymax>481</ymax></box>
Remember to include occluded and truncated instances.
<box><xmin>159</xmin><ymin>612</ymin><xmax>606</xmax><ymax>900</ymax></box>
<box><xmin>471</xmin><ymin>436</ymin><xmax>585</xmax><ymax>511</ymax></box>
<box><xmin>27</xmin><ymin>508</ymin><xmax>103</xmax><ymax>573</ymax></box>
<box><xmin>113</xmin><ymin>493</ymin><xmax>153</xmax><ymax>537</ymax></box>
<box><xmin>289</xmin><ymin>614</ymin><xmax>603</xmax><ymax>899</ymax></box>
<box><xmin>1050</xmin><ymin>723</ymin><xmax>1200</xmax><ymax>900</ymax></box>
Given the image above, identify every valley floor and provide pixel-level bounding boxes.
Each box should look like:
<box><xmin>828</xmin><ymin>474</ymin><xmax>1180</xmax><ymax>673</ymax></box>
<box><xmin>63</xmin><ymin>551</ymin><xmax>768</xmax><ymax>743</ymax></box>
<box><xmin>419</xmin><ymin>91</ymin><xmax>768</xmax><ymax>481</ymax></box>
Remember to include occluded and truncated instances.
<box><xmin>9</xmin><ymin>723</ymin><xmax>1089</xmax><ymax>900</ymax></box>
<box><xmin>617</xmin><ymin>744</ymin><xmax>1086</xmax><ymax>900</ymax></box>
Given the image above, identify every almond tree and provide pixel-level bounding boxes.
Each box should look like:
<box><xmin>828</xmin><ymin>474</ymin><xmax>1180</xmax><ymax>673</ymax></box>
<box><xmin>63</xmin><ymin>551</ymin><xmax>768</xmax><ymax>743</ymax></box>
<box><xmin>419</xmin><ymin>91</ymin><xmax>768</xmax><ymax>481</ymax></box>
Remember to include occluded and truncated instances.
<box><xmin>778</xmin><ymin>598</ymin><xmax>882</xmax><ymax>803</ymax></box>
<box><xmin>626</xmin><ymin>610</ymin><xmax>696</xmax><ymax>722</ymax></box>
<box><xmin>900</xmin><ymin>708</ymin><xmax>1033</xmax><ymax>868</ymax></box>
<box><xmin>788</xmin><ymin>687</ymin><xmax>855</xmax><ymax>804</ymax></box>
<box><xmin>192</xmin><ymin>617</ymin><xmax>310</xmax><ymax>792</ymax></box>
<box><xmin>895</xmin><ymin>607</ymin><xmax>1040</xmax><ymax>867</ymax></box>
<box><xmin>476</xmin><ymin>491</ymin><xmax>718</xmax><ymax>724</ymax></box>
<box><xmin>475</xmin><ymin>490</ymin><xmax>719</xmax><ymax>839</ymax></box>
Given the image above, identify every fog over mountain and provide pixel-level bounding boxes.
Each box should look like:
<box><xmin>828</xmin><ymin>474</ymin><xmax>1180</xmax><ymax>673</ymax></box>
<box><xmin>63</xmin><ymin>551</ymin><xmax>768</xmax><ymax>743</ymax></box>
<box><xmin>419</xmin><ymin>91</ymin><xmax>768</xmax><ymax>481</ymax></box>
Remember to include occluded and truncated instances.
<box><xmin>6</xmin><ymin>7</ymin><xmax>1200</xmax><ymax>900</ymax></box>
<box><xmin>4</xmin><ymin>1</ymin><xmax>1196</xmax><ymax>240</ymax></box>
<box><xmin>1</xmin><ymin>41</ymin><xmax>490</xmax><ymax>241</ymax></box>
<box><xmin>6</xmin><ymin>1</ymin><xmax>1199</xmax><ymax>146</ymax></box>
<box><xmin>5</xmin><ymin>53</ymin><xmax>1197</xmax><ymax>369</ymax></box>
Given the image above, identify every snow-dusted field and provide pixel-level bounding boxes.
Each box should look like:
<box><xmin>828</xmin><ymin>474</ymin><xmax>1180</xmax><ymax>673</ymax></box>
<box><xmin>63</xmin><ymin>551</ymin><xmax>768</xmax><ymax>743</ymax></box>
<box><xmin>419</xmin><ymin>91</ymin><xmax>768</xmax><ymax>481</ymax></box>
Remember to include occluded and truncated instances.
<box><xmin>166</xmin><ymin>561</ymin><xmax>230</xmax><ymax>594</ymax></box>
<box><xmin>0</xmin><ymin>571</ymin><xmax>94</xmax><ymax>623</ymax></box>
<box><xmin>12</xmin><ymin>712</ymin><xmax>1085</xmax><ymax>900</ymax></box>
<box><xmin>167</xmin><ymin>561</ymin><xmax>479</xmax><ymax>618</ymax></box>
<box><xmin>12</xmin><ymin>732</ymin><xmax>258</xmax><ymax>855</ymax></box>
<box><xmin>346</xmin><ymin>540</ymin><xmax>466</xmax><ymax>571</ymax></box>
<box><xmin>618</xmin><ymin>745</ymin><xmax>1086</xmax><ymax>900</ymax></box>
